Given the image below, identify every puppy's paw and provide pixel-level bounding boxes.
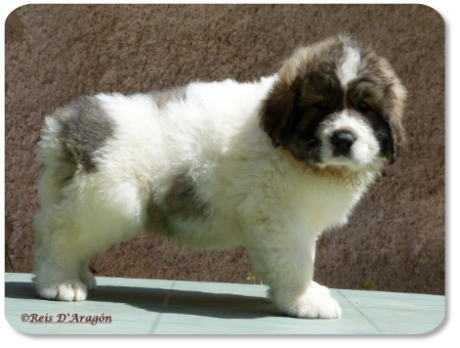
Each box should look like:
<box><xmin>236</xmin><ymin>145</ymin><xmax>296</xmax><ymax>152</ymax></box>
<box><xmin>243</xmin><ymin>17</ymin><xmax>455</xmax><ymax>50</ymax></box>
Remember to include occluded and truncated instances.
<box><xmin>36</xmin><ymin>280</ymin><xmax>88</xmax><ymax>302</ymax></box>
<box><xmin>56</xmin><ymin>282</ymin><xmax>88</xmax><ymax>301</ymax></box>
<box><xmin>275</xmin><ymin>284</ymin><xmax>342</xmax><ymax>319</ymax></box>
<box><xmin>80</xmin><ymin>271</ymin><xmax>97</xmax><ymax>291</ymax></box>
<box><xmin>294</xmin><ymin>292</ymin><xmax>342</xmax><ymax>319</ymax></box>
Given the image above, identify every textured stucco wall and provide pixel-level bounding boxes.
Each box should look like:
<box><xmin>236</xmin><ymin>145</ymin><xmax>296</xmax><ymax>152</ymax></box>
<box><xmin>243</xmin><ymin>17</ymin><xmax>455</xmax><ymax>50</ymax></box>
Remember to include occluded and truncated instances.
<box><xmin>5</xmin><ymin>4</ymin><xmax>444</xmax><ymax>294</ymax></box>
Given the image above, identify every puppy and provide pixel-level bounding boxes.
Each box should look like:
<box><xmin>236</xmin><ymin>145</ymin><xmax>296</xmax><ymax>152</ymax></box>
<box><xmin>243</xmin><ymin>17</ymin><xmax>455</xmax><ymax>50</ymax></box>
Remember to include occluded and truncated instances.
<box><xmin>33</xmin><ymin>35</ymin><xmax>406</xmax><ymax>319</ymax></box>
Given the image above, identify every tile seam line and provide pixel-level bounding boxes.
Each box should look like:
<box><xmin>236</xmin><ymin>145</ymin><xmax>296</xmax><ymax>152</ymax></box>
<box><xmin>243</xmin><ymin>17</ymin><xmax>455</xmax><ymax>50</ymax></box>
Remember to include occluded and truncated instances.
<box><xmin>336</xmin><ymin>289</ymin><xmax>385</xmax><ymax>334</ymax></box>
<box><xmin>148</xmin><ymin>281</ymin><xmax>176</xmax><ymax>334</ymax></box>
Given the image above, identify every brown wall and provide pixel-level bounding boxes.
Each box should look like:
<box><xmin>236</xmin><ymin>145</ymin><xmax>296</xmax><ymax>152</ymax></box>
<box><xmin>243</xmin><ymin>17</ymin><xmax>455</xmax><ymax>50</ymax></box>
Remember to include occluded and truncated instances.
<box><xmin>5</xmin><ymin>4</ymin><xmax>445</xmax><ymax>294</ymax></box>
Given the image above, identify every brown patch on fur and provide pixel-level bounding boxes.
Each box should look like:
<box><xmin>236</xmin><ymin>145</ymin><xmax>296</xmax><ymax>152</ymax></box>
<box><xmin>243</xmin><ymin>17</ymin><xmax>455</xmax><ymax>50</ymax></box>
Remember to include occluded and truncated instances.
<box><xmin>260</xmin><ymin>36</ymin><xmax>350</xmax><ymax>147</ymax></box>
<box><xmin>56</xmin><ymin>96</ymin><xmax>115</xmax><ymax>174</ymax></box>
<box><xmin>151</xmin><ymin>87</ymin><xmax>187</xmax><ymax>108</ymax></box>
<box><xmin>346</xmin><ymin>53</ymin><xmax>407</xmax><ymax>164</ymax></box>
<box><xmin>385</xmin><ymin>72</ymin><xmax>407</xmax><ymax>164</ymax></box>
<box><xmin>34</xmin><ymin>96</ymin><xmax>116</xmax><ymax>189</ymax></box>
<box><xmin>145</xmin><ymin>173</ymin><xmax>210</xmax><ymax>237</ymax></box>
<box><xmin>259</xmin><ymin>75</ymin><xmax>302</xmax><ymax>147</ymax></box>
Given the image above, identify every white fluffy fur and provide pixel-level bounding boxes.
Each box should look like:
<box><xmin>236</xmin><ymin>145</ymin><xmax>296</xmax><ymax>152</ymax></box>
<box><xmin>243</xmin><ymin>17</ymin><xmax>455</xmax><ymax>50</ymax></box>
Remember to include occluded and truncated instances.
<box><xmin>33</xmin><ymin>45</ymin><xmax>395</xmax><ymax>318</ymax></box>
<box><xmin>338</xmin><ymin>46</ymin><xmax>361</xmax><ymax>88</ymax></box>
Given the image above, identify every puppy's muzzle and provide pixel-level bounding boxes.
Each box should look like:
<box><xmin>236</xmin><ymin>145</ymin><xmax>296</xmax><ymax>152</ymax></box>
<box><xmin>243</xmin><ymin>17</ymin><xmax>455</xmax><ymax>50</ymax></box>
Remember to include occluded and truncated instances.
<box><xmin>331</xmin><ymin>130</ymin><xmax>355</xmax><ymax>157</ymax></box>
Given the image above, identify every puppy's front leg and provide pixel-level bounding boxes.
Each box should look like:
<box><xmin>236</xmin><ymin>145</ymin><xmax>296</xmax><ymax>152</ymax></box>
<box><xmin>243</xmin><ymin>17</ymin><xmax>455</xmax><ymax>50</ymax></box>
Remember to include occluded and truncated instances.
<box><xmin>245</xmin><ymin>223</ymin><xmax>341</xmax><ymax>319</ymax></box>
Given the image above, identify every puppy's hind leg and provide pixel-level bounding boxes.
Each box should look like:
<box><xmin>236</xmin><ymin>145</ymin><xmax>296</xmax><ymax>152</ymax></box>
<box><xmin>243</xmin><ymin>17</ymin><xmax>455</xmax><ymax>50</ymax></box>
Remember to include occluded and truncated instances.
<box><xmin>34</xmin><ymin>172</ymin><xmax>145</xmax><ymax>301</ymax></box>
<box><xmin>33</xmin><ymin>205</ymin><xmax>92</xmax><ymax>302</ymax></box>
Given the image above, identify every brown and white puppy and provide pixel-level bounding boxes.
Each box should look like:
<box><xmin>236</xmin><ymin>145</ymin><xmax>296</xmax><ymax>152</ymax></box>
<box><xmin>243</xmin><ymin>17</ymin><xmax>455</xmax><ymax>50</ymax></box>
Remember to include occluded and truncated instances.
<box><xmin>33</xmin><ymin>35</ymin><xmax>406</xmax><ymax>319</ymax></box>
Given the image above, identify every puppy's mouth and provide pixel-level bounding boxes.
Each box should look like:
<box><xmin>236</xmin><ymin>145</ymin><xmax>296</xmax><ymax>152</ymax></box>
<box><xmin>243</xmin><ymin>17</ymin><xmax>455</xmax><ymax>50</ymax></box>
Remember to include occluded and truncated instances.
<box><xmin>310</xmin><ymin>137</ymin><xmax>368</xmax><ymax>172</ymax></box>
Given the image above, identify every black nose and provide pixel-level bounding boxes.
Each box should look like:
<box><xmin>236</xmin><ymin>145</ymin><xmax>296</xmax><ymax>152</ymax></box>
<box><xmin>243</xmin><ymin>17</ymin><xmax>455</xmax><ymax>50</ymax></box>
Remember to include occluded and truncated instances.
<box><xmin>331</xmin><ymin>130</ymin><xmax>355</xmax><ymax>156</ymax></box>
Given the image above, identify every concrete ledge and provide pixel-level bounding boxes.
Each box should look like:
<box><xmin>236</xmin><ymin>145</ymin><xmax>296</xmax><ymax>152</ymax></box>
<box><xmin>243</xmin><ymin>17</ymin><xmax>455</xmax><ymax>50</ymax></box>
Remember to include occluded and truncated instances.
<box><xmin>5</xmin><ymin>273</ymin><xmax>445</xmax><ymax>335</ymax></box>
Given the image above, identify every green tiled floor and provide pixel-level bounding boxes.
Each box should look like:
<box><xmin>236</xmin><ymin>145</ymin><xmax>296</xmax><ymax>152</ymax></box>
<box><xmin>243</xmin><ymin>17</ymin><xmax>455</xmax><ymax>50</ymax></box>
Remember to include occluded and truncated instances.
<box><xmin>5</xmin><ymin>273</ymin><xmax>445</xmax><ymax>335</ymax></box>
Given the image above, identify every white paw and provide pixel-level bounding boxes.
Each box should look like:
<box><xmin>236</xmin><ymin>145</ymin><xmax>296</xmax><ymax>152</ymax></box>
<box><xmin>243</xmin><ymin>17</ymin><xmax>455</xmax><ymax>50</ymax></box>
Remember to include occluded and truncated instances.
<box><xmin>294</xmin><ymin>292</ymin><xmax>342</xmax><ymax>319</ymax></box>
<box><xmin>56</xmin><ymin>282</ymin><xmax>88</xmax><ymax>301</ymax></box>
<box><xmin>275</xmin><ymin>283</ymin><xmax>342</xmax><ymax>319</ymax></box>
<box><xmin>36</xmin><ymin>280</ymin><xmax>88</xmax><ymax>302</ymax></box>
<box><xmin>80</xmin><ymin>271</ymin><xmax>97</xmax><ymax>291</ymax></box>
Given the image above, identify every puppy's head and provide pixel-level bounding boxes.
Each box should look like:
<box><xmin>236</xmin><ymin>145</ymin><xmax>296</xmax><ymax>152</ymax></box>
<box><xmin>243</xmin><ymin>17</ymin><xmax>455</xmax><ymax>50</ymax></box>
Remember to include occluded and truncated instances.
<box><xmin>260</xmin><ymin>35</ymin><xmax>406</xmax><ymax>171</ymax></box>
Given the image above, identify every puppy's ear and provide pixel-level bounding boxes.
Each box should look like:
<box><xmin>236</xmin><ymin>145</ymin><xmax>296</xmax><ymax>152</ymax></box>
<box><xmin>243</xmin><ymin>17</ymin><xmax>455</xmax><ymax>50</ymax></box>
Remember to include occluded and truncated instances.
<box><xmin>259</xmin><ymin>76</ymin><xmax>303</xmax><ymax>146</ymax></box>
<box><xmin>384</xmin><ymin>78</ymin><xmax>407</xmax><ymax>164</ymax></box>
<box><xmin>260</xmin><ymin>48</ymin><xmax>309</xmax><ymax>147</ymax></box>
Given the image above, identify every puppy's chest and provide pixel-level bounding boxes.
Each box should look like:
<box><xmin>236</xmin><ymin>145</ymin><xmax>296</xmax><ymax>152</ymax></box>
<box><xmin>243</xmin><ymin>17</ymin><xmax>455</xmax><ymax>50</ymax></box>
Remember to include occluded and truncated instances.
<box><xmin>296</xmin><ymin>178</ymin><xmax>367</xmax><ymax>231</ymax></box>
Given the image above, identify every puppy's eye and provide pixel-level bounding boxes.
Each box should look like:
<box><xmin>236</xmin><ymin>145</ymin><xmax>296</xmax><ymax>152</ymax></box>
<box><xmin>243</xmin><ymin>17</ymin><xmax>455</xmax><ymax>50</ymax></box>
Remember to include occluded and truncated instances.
<box><xmin>316</xmin><ymin>101</ymin><xmax>329</xmax><ymax>109</ymax></box>
<box><xmin>358</xmin><ymin>102</ymin><xmax>370</xmax><ymax>112</ymax></box>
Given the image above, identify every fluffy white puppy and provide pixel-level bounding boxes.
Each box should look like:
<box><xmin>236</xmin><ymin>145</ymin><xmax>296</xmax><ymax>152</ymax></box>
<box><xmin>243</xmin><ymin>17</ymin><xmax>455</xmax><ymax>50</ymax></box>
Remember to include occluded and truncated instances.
<box><xmin>33</xmin><ymin>35</ymin><xmax>406</xmax><ymax>319</ymax></box>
